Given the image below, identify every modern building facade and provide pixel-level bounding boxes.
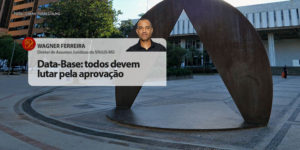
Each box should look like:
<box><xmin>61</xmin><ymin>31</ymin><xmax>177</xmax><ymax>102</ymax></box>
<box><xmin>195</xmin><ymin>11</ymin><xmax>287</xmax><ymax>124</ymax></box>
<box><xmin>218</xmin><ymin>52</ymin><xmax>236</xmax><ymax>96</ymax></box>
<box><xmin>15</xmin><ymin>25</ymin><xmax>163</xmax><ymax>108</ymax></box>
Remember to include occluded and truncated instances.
<box><xmin>238</xmin><ymin>0</ymin><xmax>300</xmax><ymax>67</ymax></box>
<box><xmin>169</xmin><ymin>0</ymin><xmax>300</xmax><ymax>68</ymax></box>
<box><xmin>168</xmin><ymin>10</ymin><xmax>207</xmax><ymax>67</ymax></box>
<box><xmin>0</xmin><ymin>0</ymin><xmax>13</xmax><ymax>28</ymax></box>
<box><xmin>0</xmin><ymin>0</ymin><xmax>12</xmax><ymax>35</ymax></box>
<box><xmin>4</xmin><ymin>0</ymin><xmax>57</xmax><ymax>39</ymax></box>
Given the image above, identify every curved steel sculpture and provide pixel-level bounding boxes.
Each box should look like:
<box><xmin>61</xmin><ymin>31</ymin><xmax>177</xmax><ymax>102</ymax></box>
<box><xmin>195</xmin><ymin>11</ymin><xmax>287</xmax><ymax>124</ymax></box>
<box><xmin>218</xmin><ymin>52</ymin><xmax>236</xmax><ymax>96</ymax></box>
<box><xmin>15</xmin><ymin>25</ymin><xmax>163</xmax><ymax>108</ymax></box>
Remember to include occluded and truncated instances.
<box><xmin>115</xmin><ymin>0</ymin><xmax>273</xmax><ymax>126</ymax></box>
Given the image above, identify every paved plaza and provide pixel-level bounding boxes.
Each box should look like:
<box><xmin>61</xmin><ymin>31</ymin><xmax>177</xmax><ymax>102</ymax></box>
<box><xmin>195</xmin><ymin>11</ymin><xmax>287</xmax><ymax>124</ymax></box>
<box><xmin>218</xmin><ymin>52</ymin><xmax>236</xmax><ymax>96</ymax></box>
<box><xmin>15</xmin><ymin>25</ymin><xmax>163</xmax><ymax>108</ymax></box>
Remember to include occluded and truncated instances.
<box><xmin>0</xmin><ymin>74</ymin><xmax>300</xmax><ymax>149</ymax></box>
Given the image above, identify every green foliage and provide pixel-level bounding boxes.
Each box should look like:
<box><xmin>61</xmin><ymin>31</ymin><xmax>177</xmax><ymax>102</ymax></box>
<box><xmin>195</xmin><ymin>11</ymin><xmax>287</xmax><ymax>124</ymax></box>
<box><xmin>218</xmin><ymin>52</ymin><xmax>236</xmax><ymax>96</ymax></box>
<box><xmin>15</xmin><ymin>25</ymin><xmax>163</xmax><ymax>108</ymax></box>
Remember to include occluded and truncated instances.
<box><xmin>0</xmin><ymin>35</ymin><xmax>27</xmax><ymax>67</ymax></box>
<box><xmin>167</xmin><ymin>68</ymin><xmax>192</xmax><ymax>77</ymax></box>
<box><xmin>42</xmin><ymin>0</ymin><xmax>122</xmax><ymax>38</ymax></box>
<box><xmin>119</xmin><ymin>20</ymin><xmax>134</xmax><ymax>37</ymax></box>
<box><xmin>167</xmin><ymin>42</ymin><xmax>187</xmax><ymax>68</ymax></box>
<box><xmin>0</xmin><ymin>35</ymin><xmax>13</xmax><ymax>60</ymax></box>
<box><xmin>185</xmin><ymin>47</ymin><xmax>202</xmax><ymax>66</ymax></box>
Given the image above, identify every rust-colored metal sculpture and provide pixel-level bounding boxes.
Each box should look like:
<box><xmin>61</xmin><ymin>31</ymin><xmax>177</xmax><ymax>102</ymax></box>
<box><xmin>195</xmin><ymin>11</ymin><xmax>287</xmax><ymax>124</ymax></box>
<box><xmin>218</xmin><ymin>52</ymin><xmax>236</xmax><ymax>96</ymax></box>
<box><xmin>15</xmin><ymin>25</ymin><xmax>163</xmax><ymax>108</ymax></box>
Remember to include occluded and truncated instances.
<box><xmin>115</xmin><ymin>0</ymin><xmax>273</xmax><ymax>126</ymax></box>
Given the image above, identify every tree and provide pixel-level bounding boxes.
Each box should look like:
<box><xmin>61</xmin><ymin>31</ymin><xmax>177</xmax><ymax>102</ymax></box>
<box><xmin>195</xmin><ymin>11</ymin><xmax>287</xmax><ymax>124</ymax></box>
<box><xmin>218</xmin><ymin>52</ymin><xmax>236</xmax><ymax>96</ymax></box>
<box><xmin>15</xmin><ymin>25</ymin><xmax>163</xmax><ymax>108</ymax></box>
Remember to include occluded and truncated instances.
<box><xmin>42</xmin><ymin>0</ymin><xmax>122</xmax><ymax>38</ymax></box>
<box><xmin>167</xmin><ymin>42</ymin><xmax>187</xmax><ymax>68</ymax></box>
<box><xmin>0</xmin><ymin>35</ymin><xmax>27</xmax><ymax>71</ymax></box>
<box><xmin>0</xmin><ymin>35</ymin><xmax>14</xmax><ymax>61</ymax></box>
<box><xmin>119</xmin><ymin>20</ymin><xmax>134</xmax><ymax>37</ymax></box>
<box><xmin>185</xmin><ymin>48</ymin><xmax>201</xmax><ymax>66</ymax></box>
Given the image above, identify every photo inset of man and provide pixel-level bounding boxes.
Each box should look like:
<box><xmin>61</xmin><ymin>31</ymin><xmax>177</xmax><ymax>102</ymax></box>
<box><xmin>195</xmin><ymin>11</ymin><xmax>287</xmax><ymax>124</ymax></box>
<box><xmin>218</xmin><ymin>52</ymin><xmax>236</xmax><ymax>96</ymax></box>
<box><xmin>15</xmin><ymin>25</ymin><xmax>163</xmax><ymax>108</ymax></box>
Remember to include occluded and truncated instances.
<box><xmin>126</xmin><ymin>18</ymin><xmax>166</xmax><ymax>52</ymax></box>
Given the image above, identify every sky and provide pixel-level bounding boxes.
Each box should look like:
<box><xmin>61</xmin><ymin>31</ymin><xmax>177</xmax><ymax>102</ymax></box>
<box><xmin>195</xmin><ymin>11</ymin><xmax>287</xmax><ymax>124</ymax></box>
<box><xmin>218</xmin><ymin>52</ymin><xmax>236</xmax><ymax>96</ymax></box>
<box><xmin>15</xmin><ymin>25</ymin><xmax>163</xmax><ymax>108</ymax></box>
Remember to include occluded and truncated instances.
<box><xmin>113</xmin><ymin>0</ymin><xmax>289</xmax><ymax>22</ymax></box>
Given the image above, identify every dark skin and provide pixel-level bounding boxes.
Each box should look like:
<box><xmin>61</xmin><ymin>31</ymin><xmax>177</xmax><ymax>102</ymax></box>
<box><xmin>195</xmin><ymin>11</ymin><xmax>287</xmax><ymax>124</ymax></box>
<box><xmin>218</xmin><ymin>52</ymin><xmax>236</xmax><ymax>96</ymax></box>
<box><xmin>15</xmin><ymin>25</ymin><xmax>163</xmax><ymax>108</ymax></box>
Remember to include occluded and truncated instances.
<box><xmin>136</xmin><ymin>19</ymin><xmax>153</xmax><ymax>50</ymax></box>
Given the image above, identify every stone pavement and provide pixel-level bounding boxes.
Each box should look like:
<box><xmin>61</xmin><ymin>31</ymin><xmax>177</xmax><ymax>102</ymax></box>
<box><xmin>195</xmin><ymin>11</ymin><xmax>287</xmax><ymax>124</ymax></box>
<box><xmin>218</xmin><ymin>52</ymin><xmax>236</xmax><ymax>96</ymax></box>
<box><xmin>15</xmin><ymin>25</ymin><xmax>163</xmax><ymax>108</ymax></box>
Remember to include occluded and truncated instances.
<box><xmin>1</xmin><ymin>74</ymin><xmax>300</xmax><ymax>149</ymax></box>
<box><xmin>0</xmin><ymin>74</ymin><xmax>154</xmax><ymax>150</ymax></box>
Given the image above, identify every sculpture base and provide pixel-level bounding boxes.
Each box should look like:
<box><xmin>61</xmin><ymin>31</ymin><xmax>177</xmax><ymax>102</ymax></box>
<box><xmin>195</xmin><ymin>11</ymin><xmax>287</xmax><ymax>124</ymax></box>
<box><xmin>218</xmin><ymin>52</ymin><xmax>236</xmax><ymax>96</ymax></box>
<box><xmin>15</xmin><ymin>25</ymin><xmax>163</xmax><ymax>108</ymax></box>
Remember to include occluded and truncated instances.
<box><xmin>107</xmin><ymin>102</ymin><xmax>262</xmax><ymax>130</ymax></box>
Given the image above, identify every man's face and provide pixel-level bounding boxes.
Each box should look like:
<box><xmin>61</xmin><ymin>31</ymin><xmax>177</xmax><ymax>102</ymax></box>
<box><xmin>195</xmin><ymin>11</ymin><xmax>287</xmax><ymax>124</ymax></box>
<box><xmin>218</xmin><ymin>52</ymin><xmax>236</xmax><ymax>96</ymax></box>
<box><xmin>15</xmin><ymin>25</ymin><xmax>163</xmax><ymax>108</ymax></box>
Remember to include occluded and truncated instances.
<box><xmin>136</xmin><ymin>20</ymin><xmax>153</xmax><ymax>41</ymax></box>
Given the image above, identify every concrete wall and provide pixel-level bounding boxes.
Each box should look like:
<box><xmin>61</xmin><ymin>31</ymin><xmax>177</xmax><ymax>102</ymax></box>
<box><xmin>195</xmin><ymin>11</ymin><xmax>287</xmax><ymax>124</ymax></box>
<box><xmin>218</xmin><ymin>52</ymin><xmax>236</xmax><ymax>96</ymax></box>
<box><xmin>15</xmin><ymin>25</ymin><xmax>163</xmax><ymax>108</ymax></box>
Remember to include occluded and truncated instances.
<box><xmin>238</xmin><ymin>0</ymin><xmax>300</xmax><ymax>14</ymax></box>
<box><xmin>263</xmin><ymin>39</ymin><xmax>300</xmax><ymax>67</ymax></box>
<box><xmin>170</xmin><ymin>1</ymin><xmax>300</xmax><ymax>32</ymax></box>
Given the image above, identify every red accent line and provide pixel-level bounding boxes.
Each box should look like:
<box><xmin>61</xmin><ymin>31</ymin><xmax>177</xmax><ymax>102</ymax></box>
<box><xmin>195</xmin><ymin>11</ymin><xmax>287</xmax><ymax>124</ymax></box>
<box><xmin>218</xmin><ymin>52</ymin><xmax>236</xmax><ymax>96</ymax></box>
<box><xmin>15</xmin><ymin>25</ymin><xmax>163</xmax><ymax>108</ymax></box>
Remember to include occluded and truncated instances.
<box><xmin>0</xmin><ymin>123</ymin><xmax>60</xmax><ymax>150</ymax></box>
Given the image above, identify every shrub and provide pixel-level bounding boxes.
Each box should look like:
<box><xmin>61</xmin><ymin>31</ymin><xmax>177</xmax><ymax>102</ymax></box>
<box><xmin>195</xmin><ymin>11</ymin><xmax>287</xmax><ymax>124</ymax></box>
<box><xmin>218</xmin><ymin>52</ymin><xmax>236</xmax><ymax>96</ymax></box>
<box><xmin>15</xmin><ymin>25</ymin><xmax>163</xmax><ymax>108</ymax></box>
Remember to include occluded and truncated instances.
<box><xmin>167</xmin><ymin>67</ymin><xmax>192</xmax><ymax>77</ymax></box>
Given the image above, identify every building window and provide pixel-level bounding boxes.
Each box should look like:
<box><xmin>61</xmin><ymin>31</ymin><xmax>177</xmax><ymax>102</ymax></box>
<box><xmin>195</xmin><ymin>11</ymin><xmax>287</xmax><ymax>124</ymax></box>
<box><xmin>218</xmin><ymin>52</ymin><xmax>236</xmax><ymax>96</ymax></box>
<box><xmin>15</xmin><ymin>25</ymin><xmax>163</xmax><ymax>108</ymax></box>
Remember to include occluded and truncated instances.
<box><xmin>193</xmin><ymin>40</ymin><xmax>196</xmax><ymax>47</ymax></box>
<box><xmin>196</xmin><ymin>40</ymin><xmax>201</xmax><ymax>49</ymax></box>
<box><xmin>13</xmin><ymin>35</ymin><xmax>26</xmax><ymax>39</ymax></box>
<box><xmin>9</xmin><ymin>26</ymin><xmax>29</xmax><ymax>31</ymax></box>
<box><xmin>186</xmin><ymin>40</ymin><xmax>196</xmax><ymax>49</ymax></box>
<box><xmin>177</xmin><ymin>21</ymin><xmax>180</xmax><ymax>34</ymax></box>
<box><xmin>13</xmin><ymin>7</ymin><xmax>32</xmax><ymax>13</ymax></box>
<box><xmin>182</xmin><ymin>20</ymin><xmax>185</xmax><ymax>33</ymax></box>
<box><xmin>187</xmin><ymin>20</ymin><xmax>190</xmax><ymax>32</ymax></box>
<box><xmin>14</xmin><ymin>0</ymin><xmax>34</xmax><ymax>6</ymax></box>
<box><xmin>10</xmin><ymin>16</ymin><xmax>30</xmax><ymax>22</ymax></box>
<box><xmin>168</xmin><ymin>39</ymin><xmax>180</xmax><ymax>48</ymax></box>
<box><xmin>259</xmin><ymin>13</ymin><xmax>262</xmax><ymax>23</ymax></box>
<box><xmin>174</xmin><ymin>39</ymin><xmax>180</xmax><ymax>47</ymax></box>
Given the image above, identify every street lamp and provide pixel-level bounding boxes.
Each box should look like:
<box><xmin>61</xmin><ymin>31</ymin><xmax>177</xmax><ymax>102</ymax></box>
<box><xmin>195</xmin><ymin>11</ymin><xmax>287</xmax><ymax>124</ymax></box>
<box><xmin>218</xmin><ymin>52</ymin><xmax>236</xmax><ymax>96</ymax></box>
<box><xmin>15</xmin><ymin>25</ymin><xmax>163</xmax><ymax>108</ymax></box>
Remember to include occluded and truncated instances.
<box><xmin>147</xmin><ymin>0</ymin><xmax>149</xmax><ymax>11</ymax></box>
<box><xmin>8</xmin><ymin>40</ymin><xmax>15</xmax><ymax>75</ymax></box>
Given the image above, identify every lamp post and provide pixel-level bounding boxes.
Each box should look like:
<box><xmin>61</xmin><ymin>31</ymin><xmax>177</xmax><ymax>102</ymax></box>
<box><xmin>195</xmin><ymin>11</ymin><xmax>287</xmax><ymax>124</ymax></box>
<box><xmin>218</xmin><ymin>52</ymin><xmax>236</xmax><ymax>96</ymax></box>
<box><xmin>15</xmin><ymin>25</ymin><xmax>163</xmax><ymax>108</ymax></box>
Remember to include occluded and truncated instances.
<box><xmin>147</xmin><ymin>0</ymin><xmax>149</xmax><ymax>11</ymax></box>
<box><xmin>8</xmin><ymin>41</ymin><xmax>15</xmax><ymax>75</ymax></box>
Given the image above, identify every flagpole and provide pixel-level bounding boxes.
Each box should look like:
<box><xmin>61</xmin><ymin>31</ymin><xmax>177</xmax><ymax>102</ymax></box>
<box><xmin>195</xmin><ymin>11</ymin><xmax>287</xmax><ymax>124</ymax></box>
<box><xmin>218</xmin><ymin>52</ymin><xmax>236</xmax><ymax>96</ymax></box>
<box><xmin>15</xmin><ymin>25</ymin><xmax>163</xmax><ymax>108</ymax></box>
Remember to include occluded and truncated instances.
<box><xmin>147</xmin><ymin>0</ymin><xmax>149</xmax><ymax>11</ymax></box>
